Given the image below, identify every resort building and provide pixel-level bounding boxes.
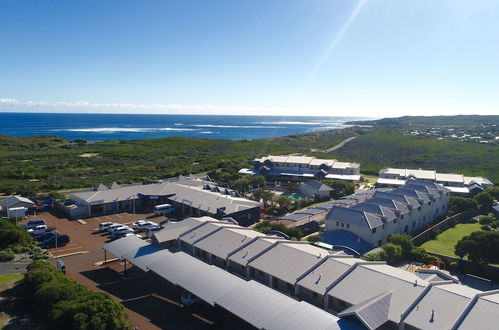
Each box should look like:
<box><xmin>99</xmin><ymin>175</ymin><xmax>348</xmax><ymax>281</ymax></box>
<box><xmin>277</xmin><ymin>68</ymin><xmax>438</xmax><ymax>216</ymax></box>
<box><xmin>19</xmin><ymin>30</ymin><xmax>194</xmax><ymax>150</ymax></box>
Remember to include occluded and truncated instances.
<box><xmin>378</xmin><ymin>168</ymin><xmax>494</xmax><ymax>194</ymax></box>
<box><xmin>324</xmin><ymin>179</ymin><xmax>450</xmax><ymax>248</ymax></box>
<box><xmin>239</xmin><ymin>155</ymin><xmax>360</xmax><ymax>182</ymax></box>
<box><xmin>67</xmin><ymin>178</ymin><xmax>261</xmax><ymax>226</ymax></box>
<box><xmin>299</xmin><ymin>180</ymin><xmax>333</xmax><ymax>200</ymax></box>
<box><xmin>101</xmin><ymin>216</ymin><xmax>497</xmax><ymax>330</ymax></box>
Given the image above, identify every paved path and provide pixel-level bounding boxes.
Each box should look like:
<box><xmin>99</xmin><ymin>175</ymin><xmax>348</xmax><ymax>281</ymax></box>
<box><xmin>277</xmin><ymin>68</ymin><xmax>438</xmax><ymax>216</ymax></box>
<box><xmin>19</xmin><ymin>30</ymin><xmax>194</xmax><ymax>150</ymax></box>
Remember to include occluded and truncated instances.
<box><xmin>0</xmin><ymin>260</ymin><xmax>30</xmax><ymax>275</ymax></box>
<box><xmin>323</xmin><ymin>136</ymin><xmax>357</xmax><ymax>153</ymax></box>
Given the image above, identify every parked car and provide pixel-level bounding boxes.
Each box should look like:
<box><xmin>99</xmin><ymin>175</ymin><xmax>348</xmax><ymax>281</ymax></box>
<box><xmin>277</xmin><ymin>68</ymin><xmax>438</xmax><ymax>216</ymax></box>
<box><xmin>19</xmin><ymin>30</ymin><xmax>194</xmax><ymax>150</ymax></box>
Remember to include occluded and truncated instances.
<box><xmin>131</xmin><ymin>220</ymin><xmax>147</xmax><ymax>229</ymax></box>
<box><xmin>99</xmin><ymin>222</ymin><xmax>114</xmax><ymax>231</ymax></box>
<box><xmin>122</xmin><ymin>233</ymin><xmax>143</xmax><ymax>239</ymax></box>
<box><xmin>20</xmin><ymin>219</ymin><xmax>46</xmax><ymax>229</ymax></box>
<box><xmin>41</xmin><ymin>234</ymin><xmax>70</xmax><ymax>248</ymax></box>
<box><xmin>181</xmin><ymin>291</ymin><xmax>201</xmax><ymax>306</ymax></box>
<box><xmin>133</xmin><ymin>221</ymin><xmax>158</xmax><ymax>231</ymax></box>
<box><xmin>27</xmin><ymin>225</ymin><xmax>49</xmax><ymax>235</ymax></box>
<box><xmin>33</xmin><ymin>231</ymin><xmax>58</xmax><ymax>242</ymax></box>
<box><xmin>105</xmin><ymin>223</ymin><xmax>124</xmax><ymax>233</ymax></box>
<box><xmin>110</xmin><ymin>228</ymin><xmax>134</xmax><ymax>240</ymax></box>
<box><xmin>110</xmin><ymin>225</ymin><xmax>131</xmax><ymax>234</ymax></box>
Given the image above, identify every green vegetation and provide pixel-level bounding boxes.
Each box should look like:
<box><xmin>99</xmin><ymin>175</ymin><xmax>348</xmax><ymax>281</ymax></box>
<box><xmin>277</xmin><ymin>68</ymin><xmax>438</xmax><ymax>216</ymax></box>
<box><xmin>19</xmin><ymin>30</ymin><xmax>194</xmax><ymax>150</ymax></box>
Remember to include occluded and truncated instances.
<box><xmin>321</xmin><ymin>179</ymin><xmax>355</xmax><ymax>199</ymax></box>
<box><xmin>347</xmin><ymin>115</ymin><xmax>499</xmax><ymax>128</ymax></box>
<box><xmin>21</xmin><ymin>261</ymin><xmax>132</xmax><ymax>330</ymax></box>
<box><xmin>420</xmin><ymin>223</ymin><xmax>482</xmax><ymax>258</ymax></box>
<box><xmin>253</xmin><ymin>220</ymin><xmax>304</xmax><ymax>240</ymax></box>
<box><xmin>449</xmin><ymin>197</ymin><xmax>478</xmax><ymax>215</ymax></box>
<box><xmin>0</xmin><ymin>218</ymin><xmax>49</xmax><ymax>261</ymax></box>
<box><xmin>0</xmin><ymin>117</ymin><xmax>498</xmax><ymax>197</ymax></box>
<box><xmin>455</xmin><ymin>231</ymin><xmax>499</xmax><ymax>264</ymax></box>
<box><xmin>364</xmin><ymin>234</ymin><xmax>440</xmax><ymax>265</ymax></box>
<box><xmin>0</xmin><ymin>273</ymin><xmax>23</xmax><ymax>286</ymax></box>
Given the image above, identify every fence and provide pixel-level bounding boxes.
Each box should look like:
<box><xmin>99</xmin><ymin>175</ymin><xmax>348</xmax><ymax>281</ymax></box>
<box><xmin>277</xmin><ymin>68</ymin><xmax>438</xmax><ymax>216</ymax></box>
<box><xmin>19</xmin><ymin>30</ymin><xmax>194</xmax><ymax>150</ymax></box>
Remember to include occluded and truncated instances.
<box><xmin>411</xmin><ymin>210</ymin><xmax>480</xmax><ymax>246</ymax></box>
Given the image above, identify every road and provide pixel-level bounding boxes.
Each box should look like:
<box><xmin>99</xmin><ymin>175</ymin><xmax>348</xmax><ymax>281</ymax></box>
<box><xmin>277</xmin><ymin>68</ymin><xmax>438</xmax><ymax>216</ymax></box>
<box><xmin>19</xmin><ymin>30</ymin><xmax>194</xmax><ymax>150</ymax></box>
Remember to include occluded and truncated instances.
<box><xmin>323</xmin><ymin>136</ymin><xmax>357</xmax><ymax>153</ymax></box>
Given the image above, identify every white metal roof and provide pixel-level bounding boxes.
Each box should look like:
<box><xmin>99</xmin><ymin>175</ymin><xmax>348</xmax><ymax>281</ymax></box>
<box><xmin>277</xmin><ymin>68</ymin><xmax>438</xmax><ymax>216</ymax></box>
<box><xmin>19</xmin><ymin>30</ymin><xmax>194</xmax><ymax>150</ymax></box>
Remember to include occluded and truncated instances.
<box><xmin>102</xmin><ymin>235</ymin><xmax>148</xmax><ymax>259</ymax></box>
<box><xmin>457</xmin><ymin>292</ymin><xmax>499</xmax><ymax>330</ymax></box>
<box><xmin>152</xmin><ymin>217</ymin><xmax>208</xmax><ymax>243</ymax></box>
<box><xmin>215</xmin><ymin>280</ymin><xmax>341</xmax><ymax>330</ymax></box>
<box><xmin>248</xmin><ymin>242</ymin><xmax>329</xmax><ymax>284</ymax></box>
<box><xmin>193</xmin><ymin>227</ymin><xmax>263</xmax><ymax>260</ymax></box>
<box><xmin>2</xmin><ymin>195</ymin><xmax>34</xmax><ymax>207</ymax></box>
<box><xmin>122</xmin><ymin>245</ymin><xmax>172</xmax><ymax>271</ymax></box>
<box><xmin>228</xmin><ymin>237</ymin><xmax>282</xmax><ymax>267</ymax></box>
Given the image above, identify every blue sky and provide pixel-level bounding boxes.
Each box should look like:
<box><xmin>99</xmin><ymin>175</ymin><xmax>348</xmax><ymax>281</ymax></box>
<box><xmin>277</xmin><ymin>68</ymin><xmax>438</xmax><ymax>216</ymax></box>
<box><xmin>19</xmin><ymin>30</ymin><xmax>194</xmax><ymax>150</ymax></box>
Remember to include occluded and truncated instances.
<box><xmin>1</xmin><ymin>0</ymin><xmax>498</xmax><ymax>116</ymax></box>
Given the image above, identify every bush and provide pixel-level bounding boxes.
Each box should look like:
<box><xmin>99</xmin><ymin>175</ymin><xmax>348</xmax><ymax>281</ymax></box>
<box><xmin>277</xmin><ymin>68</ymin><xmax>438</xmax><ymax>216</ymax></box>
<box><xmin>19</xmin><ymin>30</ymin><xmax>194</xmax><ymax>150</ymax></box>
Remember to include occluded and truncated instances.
<box><xmin>409</xmin><ymin>247</ymin><xmax>427</xmax><ymax>262</ymax></box>
<box><xmin>448</xmin><ymin>261</ymin><xmax>458</xmax><ymax>272</ymax></box>
<box><xmin>306</xmin><ymin>235</ymin><xmax>322</xmax><ymax>243</ymax></box>
<box><xmin>449</xmin><ymin>197</ymin><xmax>478</xmax><ymax>215</ymax></box>
<box><xmin>381</xmin><ymin>243</ymin><xmax>403</xmax><ymax>265</ymax></box>
<box><xmin>22</xmin><ymin>261</ymin><xmax>132</xmax><ymax>330</ymax></box>
<box><xmin>388</xmin><ymin>234</ymin><xmax>414</xmax><ymax>258</ymax></box>
<box><xmin>363</xmin><ymin>250</ymin><xmax>387</xmax><ymax>261</ymax></box>
<box><xmin>479</xmin><ymin>215</ymin><xmax>495</xmax><ymax>226</ymax></box>
<box><xmin>474</xmin><ymin>192</ymin><xmax>494</xmax><ymax>208</ymax></box>
<box><xmin>455</xmin><ymin>231</ymin><xmax>499</xmax><ymax>264</ymax></box>
<box><xmin>0</xmin><ymin>249</ymin><xmax>15</xmax><ymax>261</ymax></box>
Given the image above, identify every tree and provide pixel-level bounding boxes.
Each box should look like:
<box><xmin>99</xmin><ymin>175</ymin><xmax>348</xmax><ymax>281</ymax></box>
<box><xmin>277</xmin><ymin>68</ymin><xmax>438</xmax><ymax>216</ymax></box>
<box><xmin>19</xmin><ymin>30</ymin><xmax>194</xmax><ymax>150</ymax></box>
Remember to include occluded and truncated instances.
<box><xmin>479</xmin><ymin>215</ymin><xmax>495</xmax><ymax>226</ymax></box>
<box><xmin>455</xmin><ymin>231</ymin><xmax>499</xmax><ymax>264</ymax></box>
<box><xmin>381</xmin><ymin>243</ymin><xmax>403</xmax><ymax>265</ymax></box>
<box><xmin>388</xmin><ymin>234</ymin><xmax>414</xmax><ymax>258</ymax></box>
<box><xmin>322</xmin><ymin>180</ymin><xmax>355</xmax><ymax>199</ymax></box>
<box><xmin>449</xmin><ymin>196</ymin><xmax>478</xmax><ymax>215</ymax></box>
<box><xmin>485</xmin><ymin>186</ymin><xmax>499</xmax><ymax>200</ymax></box>
<box><xmin>473</xmin><ymin>192</ymin><xmax>494</xmax><ymax>208</ymax></box>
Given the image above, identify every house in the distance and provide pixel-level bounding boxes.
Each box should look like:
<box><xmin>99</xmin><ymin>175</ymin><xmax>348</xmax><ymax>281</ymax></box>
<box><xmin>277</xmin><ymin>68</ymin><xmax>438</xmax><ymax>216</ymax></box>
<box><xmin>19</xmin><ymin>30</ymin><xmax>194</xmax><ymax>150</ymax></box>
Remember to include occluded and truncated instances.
<box><xmin>378</xmin><ymin>167</ymin><xmax>493</xmax><ymax>194</ymax></box>
<box><xmin>239</xmin><ymin>155</ymin><xmax>360</xmax><ymax>183</ymax></box>
<box><xmin>299</xmin><ymin>180</ymin><xmax>333</xmax><ymax>200</ymax></box>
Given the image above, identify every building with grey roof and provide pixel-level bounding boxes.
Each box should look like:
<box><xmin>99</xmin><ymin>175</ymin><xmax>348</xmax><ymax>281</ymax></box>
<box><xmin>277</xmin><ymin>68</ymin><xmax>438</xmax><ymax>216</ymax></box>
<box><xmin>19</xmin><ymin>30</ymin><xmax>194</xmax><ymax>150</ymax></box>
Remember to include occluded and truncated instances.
<box><xmin>326</xmin><ymin>263</ymin><xmax>432</xmax><ymax>327</ymax></box>
<box><xmin>401</xmin><ymin>283</ymin><xmax>482</xmax><ymax>330</ymax></box>
<box><xmin>192</xmin><ymin>227</ymin><xmax>264</xmax><ymax>267</ymax></box>
<box><xmin>177</xmin><ymin>220</ymin><xmax>234</xmax><ymax>253</ymax></box>
<box><xmin>296</xmin><ymin>256</ymin><xmax>359</xmax><ymax>308</ymax></box>
<box><xmin>454</xmin><ymin>291</ymin><xmax>499</xmax><ymax>330</ymax></box>
<box><xmin>239</xmin><ymin>155</ymin><xmax>360</xmax><ymax>183</ymax></box>
<box><xmin>299</xmin><ymin>180</ymin><xmax>333</xmax><ymax>200</ymax></box>
<box><xmin>378</xmin><ymin>167</ymin><xmax>494</xmax><ymax>194</ymax></box>
<box><xmin>325</xmin><ymin>179</ymin><xmax>450</xmax><ymax>248</ymax></box>
<box><xmin>247</xmin><ymin>241</ymin><xmax>332</xmax><ymax>294</ymax></box>
<box><xmin>70</xmin><ymin>178</ymin><xmax>261</xmax><ymax>226</ymax></box>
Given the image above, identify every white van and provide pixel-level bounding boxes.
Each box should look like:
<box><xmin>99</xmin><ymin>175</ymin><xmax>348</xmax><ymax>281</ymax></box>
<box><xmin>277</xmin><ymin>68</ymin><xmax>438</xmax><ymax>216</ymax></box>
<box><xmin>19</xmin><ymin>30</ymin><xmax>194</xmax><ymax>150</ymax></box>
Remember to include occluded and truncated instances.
<box><xmin>154</xmin><ymin>204</ymin><xmax>175</xmax><ymax>215</ymax></box>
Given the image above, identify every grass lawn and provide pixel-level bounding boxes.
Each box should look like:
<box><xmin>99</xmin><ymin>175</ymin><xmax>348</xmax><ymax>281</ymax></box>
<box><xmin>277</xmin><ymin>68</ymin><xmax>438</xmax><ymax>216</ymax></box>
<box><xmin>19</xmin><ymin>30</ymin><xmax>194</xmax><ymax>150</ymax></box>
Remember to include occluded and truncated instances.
<box><xmin>0</xmin><ymin>273</ymin><xmax>24</xmax><ymax>329</ymax></box>
<box><xmin>421</xmin><ymin>223</ymin><xmax>482</xmax><ymax>258</ymax></box>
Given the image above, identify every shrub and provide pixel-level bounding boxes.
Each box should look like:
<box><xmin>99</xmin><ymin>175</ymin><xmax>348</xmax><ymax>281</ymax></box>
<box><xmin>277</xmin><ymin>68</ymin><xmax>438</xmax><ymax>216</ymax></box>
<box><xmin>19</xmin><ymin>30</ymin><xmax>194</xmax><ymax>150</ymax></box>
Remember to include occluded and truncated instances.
<box><xmin>363</xmin><ymin>250</ymin><xmax>387</xmax><ymax>261</ymax></box>
<box><xmin>0</xmin><ymin>249</ymin><xmax>15</xmax><ymax>261</ymax></box>
<box><xmin>455</xmin><ymin>231</ymin><xmax>499</xmax><ymax>264</ymax></box>
<box><xmin>479</xmin><ymin>215</ymin><xmax>495</xmax><ymax>226</ymax></box>
<box><xmin>388</xmin><ymin>234</ymin><xmax>414</xmax><ymax>258</ymax></box>
<box><xmin>409</xmin><ymin>247</ymin><xmax>427</xmax><ymax>262</ymax></box>
<box><xmin>473</xmin><ymin>192</ymin><xmax>494</xmax><ymax>208</ymax></box>
<box><xmin>306</xmin><ymin>235</ymin><xmax>322</xmax><ymax>243</ymax></box>
<box><xmin>448</xmin><ymin>261</ymin><xmax>458</xmax><ymax>272</ymax></box>
<box><xmin>449</xmin><ymin>197</ymin><xmax>478</xmax><ymax>215</ymax></box>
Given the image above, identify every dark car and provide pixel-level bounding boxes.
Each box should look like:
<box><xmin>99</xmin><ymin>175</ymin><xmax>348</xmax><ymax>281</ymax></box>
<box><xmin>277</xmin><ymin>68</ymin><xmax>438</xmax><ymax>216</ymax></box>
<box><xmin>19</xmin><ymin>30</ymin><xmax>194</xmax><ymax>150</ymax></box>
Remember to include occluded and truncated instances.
<box><xmin>20</xmin><ymin>219</ymin><xmax>46</xmax><ymax>229</ymax></box>
<box><xmin>33</xmin><ymin>231</ymin><xmax>58</xmax><ymax>242</ymax></box>
<box><xmin>41</xmin><ymin>234</ymin><xmax>70</xmax><ymax>249</ymax></box>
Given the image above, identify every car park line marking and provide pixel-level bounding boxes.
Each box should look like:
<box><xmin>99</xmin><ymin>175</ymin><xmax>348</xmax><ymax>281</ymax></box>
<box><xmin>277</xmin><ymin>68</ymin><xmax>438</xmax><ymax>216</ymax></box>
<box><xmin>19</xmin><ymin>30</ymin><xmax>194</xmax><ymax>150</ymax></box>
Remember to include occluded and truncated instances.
<box><xmin>192</xmin><ymin>313</ymin><xmax>215</xmax><ymax>325</ymax></box>
<box><xmin>51</xmin><ymin>246</ymin><xmax>84</xmax><ymax>254</ymax></box>
<box><xmin>94</xmin><ymin>258</ymin><xmax>120</xmax><ymax>266</ymax></box>
<box><xmin>94</xmin><ymin>217</ymin><xmax>101</xmax><ymax>222</ymax></box>
<box><xmin>50</xmin><ymin>251</ymin><xmax>89</xmax><ymax>259</ymax></box>
<box><xmin>105</xmin><ymin>216</ymin><xmax>113</xmax><ymax>220</ymax></box>
<box><xmin>115</xmin><ymin>214</ymin><xmax>122</xmax><ymax>218</ymax></box>
<box><xmin>152</xmin><ymin>294</ymin><xmax>183</xmax><ymax>307</ymax></box>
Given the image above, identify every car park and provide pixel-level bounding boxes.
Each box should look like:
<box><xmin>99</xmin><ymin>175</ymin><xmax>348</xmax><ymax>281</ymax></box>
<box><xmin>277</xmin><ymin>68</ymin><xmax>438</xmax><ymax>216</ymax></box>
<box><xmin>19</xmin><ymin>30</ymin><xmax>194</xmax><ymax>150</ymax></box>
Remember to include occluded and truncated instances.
<box><xmin>33</xmin><ymin>231</ymin><xmax>58</xmax><ymax>242</ymax></box>
<box><xmin>133</xmin><ymin>221</ymin><xmax>158</xmax><ymax>232</ymax></box>
<box><xmin>132</xmin><ymin>220</ymin><xmax>147</xmax><ymax>229</ymax></box>
<box><xmin>110</xmin><ymin>225</ymin><xmax>132</xmax><ymax>234</ymax></box>
<box><xmin>20</xmin><ymin>219</ymin><xmax>46</xmax><ymax>229</ymax></box>
<box><xmin>41</xmin><ymin>234</ymin><xmax>70</xmax><ymax>248</ymax></box>
<box><xmin>122</xmin><ymin>233</ymin><xmax>143</xmax><ymax>239</ymax></box>
<box><xmin>98</xmin><ymin>222</ymin><xmax>114</xmax><ymax>231</ymax></box>
<box><xmin>27</xmin><ymin>225</ymin><xmax>49</xmax><ymax>235</ymax></box>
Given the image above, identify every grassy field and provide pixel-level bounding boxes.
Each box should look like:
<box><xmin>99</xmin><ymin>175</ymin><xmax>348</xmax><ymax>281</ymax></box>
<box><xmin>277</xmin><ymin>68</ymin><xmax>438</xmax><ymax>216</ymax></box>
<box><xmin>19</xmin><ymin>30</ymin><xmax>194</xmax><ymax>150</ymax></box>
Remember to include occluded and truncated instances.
<box><xmin>421</xmin><ymin>223</ymin><xmax>482</xmax><ymax>258</ymax></box>
<box><xmin>0</xmin><ymin>273</ymin><xmax>23</xmax><ymax>289</ymax></box>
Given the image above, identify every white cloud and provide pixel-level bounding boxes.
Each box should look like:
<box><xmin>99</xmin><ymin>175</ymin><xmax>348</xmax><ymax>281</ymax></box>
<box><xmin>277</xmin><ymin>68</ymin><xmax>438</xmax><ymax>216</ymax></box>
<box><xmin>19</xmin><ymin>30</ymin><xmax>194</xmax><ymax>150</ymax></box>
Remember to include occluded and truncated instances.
<box><xmin>0</xmin><ymin>97</ymin><xmax>300</xmax><ymax>116</ymax></box>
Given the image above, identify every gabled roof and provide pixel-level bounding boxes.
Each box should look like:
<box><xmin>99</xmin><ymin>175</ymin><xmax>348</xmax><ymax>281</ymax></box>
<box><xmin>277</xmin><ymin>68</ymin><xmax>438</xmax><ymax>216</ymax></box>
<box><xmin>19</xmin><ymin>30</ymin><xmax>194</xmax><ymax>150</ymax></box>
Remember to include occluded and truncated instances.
<box><xmin>296</xmin><ymin>256</ymin><xmax>359</xmax><ymax>295</ymax></box>
<box><xmin>302</xmin><ymin>180</ymin><xmax>333</xmax><ymax>192</ymax></box>
<box><xmin>94</xmin><ymin>183</ymin><xmax>109</xmax><ymax>191</ymax></box>
<box><xmin>228</xmin><ymin>237</ymin><xmax>282</xmax><ymax>267</ymax></box>
<box><xmin>326</xmin><ymin>206</ymin><xmax>384</xmax><ymax>229</ymax></box>
<box><xmin>456</xmin><ymin>292</ymin><xmax>499</xmax><ymax>329</ymax></box>
<box><xmin>2</xmin><ymin>195</ymin><xmax>35</xmax><ymax>207</ymax></box>
<box><xmin>403</xmin><ymin>283</ymin><xmax>480</xmax><ymax>330</ymax></box>
<box><xmin>327</xmin><ymin>263</ymin><xmax>430</xmax><ymax>323</ymax></box>
<box><xmin>248</xmin><ymin>242</ymin><xmax>329</xmax><ymax>285</ymax></box>
<box><xmin>193</xmin><ymin>227</ymin><xmax>263</xmax><ymax>260</ymax></box>
<box><xmin>350</xmin><ymin>202</ymin><xmax>398</xmax><ymax>222</ymax></box>
<box><xmin>391</xmin><ymin>188</ymin><xmax>431</xmax><ymax>203</ymax></box>
<box><xmin>372</xmin><ymin>190</ymin><xmax>421</xmax><ymax>208</ymax></box>
<box><xmin>320</xmin><ymin>230</ymin><xmax>375</xmax><ymax>255</ymax></box>
<box><xmin>366</xmin><ymin>198</ymin><xmax>410</xmax><ymax>214</ymax></box>
<box><xmin>152</xmin><ymin>217</ymin><xmax>210</xmax><ymax>243</ymax></box>
<box><xmin>338</xmin><ymin>291</ymin><xmax>392</xmax><ymax>330</ymax></box>
<box><xmin>178</xmin><ymin>221</ymin><xmax>230</xmax><ymax>245</ymax></box>
<box><xmin>122</xmin><ymin>245</ymin><xmax>172</xmax><ymax>271</ymax></box>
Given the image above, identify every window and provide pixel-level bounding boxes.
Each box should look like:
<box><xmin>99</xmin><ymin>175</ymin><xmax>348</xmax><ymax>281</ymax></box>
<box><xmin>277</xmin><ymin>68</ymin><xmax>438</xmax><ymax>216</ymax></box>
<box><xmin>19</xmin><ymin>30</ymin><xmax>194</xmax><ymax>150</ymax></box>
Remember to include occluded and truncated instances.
<box><xmin>418</xmin><ymin>207</ymin><xmax>421</xmax><ymax>211</ymax></box>
<box><xmin>341</xmin><ymin>223</ymin><xmax>344</xmax><ymax>228</ymax></box>
<box><xmin>394</xmin><ymin>219</ymin><xmax>397</xmax><ymax>224</ymax></box>
<box><xmin>336</xmin><ymin>221</ymin><xmax>339</xmax><ymax>227</ymax></box>
<box><xmin>404</xmin><ymin>225</ymin><xmax>408</xmax><ymax>233</ymax></box>
<box><xmin>346</xmin><ymin>224</ymin><xmax>350</xmax><ymax>229</ymax></box>
<box><xmin>378</xmin><ymin>240</ymin><xmax>382</xmax><ymax>246</ymax></box>
<box><xmin>401</xmin><ymin>214</ymin><xmax>404</xmax><ymax>219</ymax></box>
<box><xmin>371</xmin><ymin>227</ymin><xmax>376</xmax><ymax>233</ymax></box>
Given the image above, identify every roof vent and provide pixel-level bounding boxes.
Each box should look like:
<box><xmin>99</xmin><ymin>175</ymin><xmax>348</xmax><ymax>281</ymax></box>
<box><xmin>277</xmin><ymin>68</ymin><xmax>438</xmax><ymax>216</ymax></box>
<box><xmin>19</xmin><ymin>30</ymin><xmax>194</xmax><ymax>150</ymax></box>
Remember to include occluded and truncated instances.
<box><xmin>241</xmin><ymin>235</ymin><xmax>247</xmax><ymax>242</ymax></box>
<box><xmin>242</xmin><ymin>250</ymin><xmax>249</xmax><ymax>258</ymax></box>
<box><xmin>414</xmin><ymin>279</ymin><xmax>418</xmax><ymax>286</ymax></box>
<box><xmin>317</xmin><ymin>253</ymin><xmax>322</xmax><ymax>258</ymax></box>
<box><xmin>315</xmin><ymin>273</ymin><xmax>322</xmax><ymax>284</ymax></box>
<box><xmin>190</xmin><ymin>231</ymin><xmax>196</xmax><ymax>238</ymax></box>
<box><xmin>430</xmin><ymin>309</ymin><xmax>435</xmax><ymax>323</ymax></box>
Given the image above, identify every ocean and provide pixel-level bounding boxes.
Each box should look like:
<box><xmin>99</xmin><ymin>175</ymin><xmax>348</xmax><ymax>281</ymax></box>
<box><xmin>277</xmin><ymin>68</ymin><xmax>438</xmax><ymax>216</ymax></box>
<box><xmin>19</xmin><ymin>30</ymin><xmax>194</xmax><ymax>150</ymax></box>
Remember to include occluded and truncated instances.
<box><xmin>0</xmin><ymin>112</ymin><xmax>366</xmax><ymax>141</ymax></box>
